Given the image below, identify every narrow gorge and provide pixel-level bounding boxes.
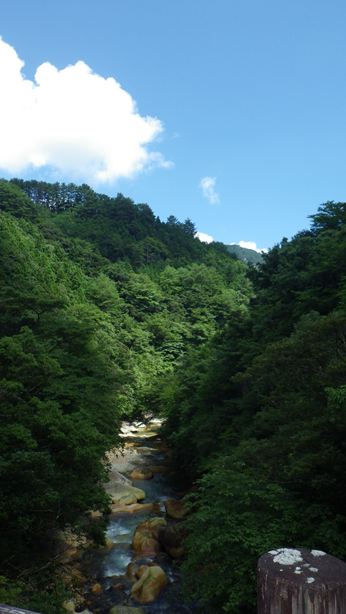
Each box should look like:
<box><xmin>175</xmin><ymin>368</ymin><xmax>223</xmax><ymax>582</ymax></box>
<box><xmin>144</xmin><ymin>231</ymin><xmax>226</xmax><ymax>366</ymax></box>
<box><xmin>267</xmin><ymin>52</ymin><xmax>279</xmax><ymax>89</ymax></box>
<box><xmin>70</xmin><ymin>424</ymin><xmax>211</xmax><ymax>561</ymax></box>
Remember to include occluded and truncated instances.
<box><xmin>72</xmin><ymin>419</ymin><xmax>192</xmax><ymax>614</ymax></box>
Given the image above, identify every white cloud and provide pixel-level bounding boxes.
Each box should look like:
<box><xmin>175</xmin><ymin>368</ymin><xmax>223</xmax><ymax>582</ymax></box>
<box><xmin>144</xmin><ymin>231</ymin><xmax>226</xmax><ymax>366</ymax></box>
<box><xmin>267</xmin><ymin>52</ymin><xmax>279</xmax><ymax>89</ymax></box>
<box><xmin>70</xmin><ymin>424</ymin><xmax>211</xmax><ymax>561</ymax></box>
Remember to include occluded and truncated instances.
<box><xmin>199</xmin><ymin>176</ymin><xmax>219</xmax><ymax>204</ymax></box>
<box><xmin>195</xmin><ymin>231</ymin><xmax>214</xmax><ymax>243</ymax></box>
<box><xmin>0</xmin><ymin>37</ymin><xmax>171</xmax><ymax>184</ymax></box>
<box><xmin>232</xmin><ymin>241</ymin><xmax>268</xmax><ymax>253</ymax></box>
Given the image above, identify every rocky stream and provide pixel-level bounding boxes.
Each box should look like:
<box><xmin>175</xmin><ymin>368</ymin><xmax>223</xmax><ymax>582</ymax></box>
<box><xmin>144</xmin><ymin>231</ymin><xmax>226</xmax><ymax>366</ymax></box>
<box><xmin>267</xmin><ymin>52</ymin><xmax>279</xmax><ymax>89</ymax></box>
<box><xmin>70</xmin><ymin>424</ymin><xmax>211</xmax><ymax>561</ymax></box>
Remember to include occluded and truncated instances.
<box><xmin>76</xmin><ymin>419</ymin><xmax>194</xmax><ymax>614</ymax></box>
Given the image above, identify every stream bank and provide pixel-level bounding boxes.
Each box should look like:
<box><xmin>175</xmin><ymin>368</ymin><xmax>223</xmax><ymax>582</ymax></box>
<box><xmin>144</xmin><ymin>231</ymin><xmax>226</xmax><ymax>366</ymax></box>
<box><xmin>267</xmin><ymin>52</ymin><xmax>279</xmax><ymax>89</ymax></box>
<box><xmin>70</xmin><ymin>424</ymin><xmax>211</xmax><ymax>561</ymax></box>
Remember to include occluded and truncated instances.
<box><xmin>80</xmin><ymin>419</ymin><xmax>194</xmax><ymax>614</ymax></box>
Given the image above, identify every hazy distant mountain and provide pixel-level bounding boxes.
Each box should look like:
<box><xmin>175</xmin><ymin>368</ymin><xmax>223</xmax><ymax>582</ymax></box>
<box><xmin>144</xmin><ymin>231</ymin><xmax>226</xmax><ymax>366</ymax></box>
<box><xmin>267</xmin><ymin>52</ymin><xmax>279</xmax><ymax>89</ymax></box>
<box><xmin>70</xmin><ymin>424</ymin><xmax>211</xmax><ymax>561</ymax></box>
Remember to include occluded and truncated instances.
<box><xmin>225</xmin><ymin>243</ymin><xmax>264</xmax><ymax>265</ymax></box>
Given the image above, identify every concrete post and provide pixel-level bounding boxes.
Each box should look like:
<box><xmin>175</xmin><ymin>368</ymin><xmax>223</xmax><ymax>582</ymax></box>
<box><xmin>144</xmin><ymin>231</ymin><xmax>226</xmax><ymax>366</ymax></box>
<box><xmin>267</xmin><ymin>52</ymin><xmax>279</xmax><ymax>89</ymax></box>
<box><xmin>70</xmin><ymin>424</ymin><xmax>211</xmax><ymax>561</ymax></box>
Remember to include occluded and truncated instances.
<box><xmin>257</xmin><ymin>548</ymin><xmax>346</xmax><ymax>613</ymax></box>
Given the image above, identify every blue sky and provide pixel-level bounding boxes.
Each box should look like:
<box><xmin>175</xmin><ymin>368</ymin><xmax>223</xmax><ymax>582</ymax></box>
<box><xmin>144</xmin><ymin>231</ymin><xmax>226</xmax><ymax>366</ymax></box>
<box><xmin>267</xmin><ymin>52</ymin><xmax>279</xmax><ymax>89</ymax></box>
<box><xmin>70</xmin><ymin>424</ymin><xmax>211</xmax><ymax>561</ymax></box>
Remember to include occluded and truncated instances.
<box><xmin>1</xmin><ymin>0</ymin><xmax>346</xmax><ymax>249</ymax></box>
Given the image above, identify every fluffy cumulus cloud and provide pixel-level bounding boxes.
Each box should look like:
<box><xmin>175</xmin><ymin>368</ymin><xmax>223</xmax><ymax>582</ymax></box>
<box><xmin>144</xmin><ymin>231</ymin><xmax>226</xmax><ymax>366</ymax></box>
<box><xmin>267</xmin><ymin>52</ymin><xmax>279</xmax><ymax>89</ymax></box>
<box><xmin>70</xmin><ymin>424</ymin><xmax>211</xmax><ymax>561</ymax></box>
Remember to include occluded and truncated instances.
<box><xmin>195</xmin><ymin>231</ymin><xmax>214</xmax><ymax>243</ymax></box>
<box><xmin>199</xmin><ymin>176</ymin><xmax>219</xmax><ymax>204</ymax></box>
<box><xmin>0</xmin><ymin>37</ymin><xmax>171</xmax><ymax>183</ymax></box>
<box><xmin>234</xmin><ymin>241</ymin><xmax>268</xmax><ymax>253</ymax></box>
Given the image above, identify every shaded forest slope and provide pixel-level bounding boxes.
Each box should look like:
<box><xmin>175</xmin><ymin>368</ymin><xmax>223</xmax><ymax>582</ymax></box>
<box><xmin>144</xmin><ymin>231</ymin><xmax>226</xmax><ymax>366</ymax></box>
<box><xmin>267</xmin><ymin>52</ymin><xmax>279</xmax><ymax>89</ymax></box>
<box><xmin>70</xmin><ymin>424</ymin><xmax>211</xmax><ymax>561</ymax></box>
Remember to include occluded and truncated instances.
<box><xmin>161</xmin><ymin>201</ymin><xmax>346</xmax><ymax>612</ymax></box>
<box><xmin>0</xmin><ymin>178</ymin><xmax>251</xmax><ymax>611</ymax></box>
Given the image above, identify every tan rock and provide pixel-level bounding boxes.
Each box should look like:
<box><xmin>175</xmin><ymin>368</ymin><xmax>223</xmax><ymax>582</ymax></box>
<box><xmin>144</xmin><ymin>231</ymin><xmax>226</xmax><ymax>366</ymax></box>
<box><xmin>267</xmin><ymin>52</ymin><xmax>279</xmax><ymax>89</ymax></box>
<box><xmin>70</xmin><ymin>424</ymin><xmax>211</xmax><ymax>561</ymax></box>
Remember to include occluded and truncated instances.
<box><xmin>132</xmin><ymin>533</ymin><xmax>160</xmax><ymax>556</ymax></box>
<box><xmin>131</xmin><ymin>565</ymin><xmax>168</xmax><ymax>604</ymax></box>
<box><xmin>63</xmin><ymin>599</ymin><xmax>90</xmax><ymax>614</ymax></box>
<box><xmin>91</xmin><ymin>582</ymin><xmax>103</xmax><ymax>594</ymax></box>
<box><xmin>105</xmin><ymin>483</ymin><xmax>146</xmax><ymax>505</ymax></box>
<box><xmin>107</xmin><ymin>469</ymin><xmax>133</xmax><ymax>486</ymax></box>
<box><xmin>132</xmin><ymin>517</ymin><xmax>167</xmax><ymax>556</ymax></box>
<box><xmin>130</xmin><ymin>469</ymin><xmax>153</xmax><ymax>480</ymax></box>
<box><xmin>111</xmin><ymin>501</ymin><xmax>158</xmax><ymax>515</ymax></box>
<box><xmin>141</xmin><ymin>516</ymin><xmax>167</xmax><ymax>534</ymax></box>
<box><xmin>164</xmin><ymin>498</ymin><xmax>187</xmax><ymax>520</ymax></box>
<box><xmin>89</xmin><ymin>510</ymin><xmax>103</xmax><ymax>520</ymax></box>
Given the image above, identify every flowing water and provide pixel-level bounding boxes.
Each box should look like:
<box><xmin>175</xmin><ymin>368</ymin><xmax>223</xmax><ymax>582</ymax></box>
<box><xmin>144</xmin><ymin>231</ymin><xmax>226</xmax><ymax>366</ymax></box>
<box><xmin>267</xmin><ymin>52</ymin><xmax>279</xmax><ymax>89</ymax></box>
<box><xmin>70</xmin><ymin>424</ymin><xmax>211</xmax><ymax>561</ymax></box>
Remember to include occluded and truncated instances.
<box><xmin>84</xmin><ymin>420</ymin><xmax>194</xmax><ymax>613</ymax></box>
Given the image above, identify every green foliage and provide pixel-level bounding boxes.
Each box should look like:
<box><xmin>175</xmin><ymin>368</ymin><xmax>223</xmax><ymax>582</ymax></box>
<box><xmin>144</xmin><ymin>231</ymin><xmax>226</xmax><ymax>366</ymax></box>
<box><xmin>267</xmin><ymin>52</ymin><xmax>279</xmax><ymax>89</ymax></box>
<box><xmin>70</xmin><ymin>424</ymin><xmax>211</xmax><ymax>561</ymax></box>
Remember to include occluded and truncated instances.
<box><xmin>0</xmin><ymin>574</ymin><xmax>68</xmax><ymax>614</ymax></box>
<box><xmin>0</xmin><ymin>179</ymin><xmax>250</xmax><ymax>608</ymax></box>
<box><xmin>4</xmin><ymin>179</ymin><xmax>346</xmax><ymax>613</ymax></box>
<box><xmin>162</xmin><ymin>201</ymin><xmax>346</xmax><ymax>612</ymax></box>
<box><xmin>0</xmin><ymin>214</ymin><xmax>129</xmax><ymax>569</ymax></box>
<box><xmin>182</xmin><ymin>463</ymin><xmax>296</xmax><ymax>612</ymax></box>
<box><xmin>0</xmin><ymin>180</ymin><xmax>39</xmax><ymax>221</ymax></box>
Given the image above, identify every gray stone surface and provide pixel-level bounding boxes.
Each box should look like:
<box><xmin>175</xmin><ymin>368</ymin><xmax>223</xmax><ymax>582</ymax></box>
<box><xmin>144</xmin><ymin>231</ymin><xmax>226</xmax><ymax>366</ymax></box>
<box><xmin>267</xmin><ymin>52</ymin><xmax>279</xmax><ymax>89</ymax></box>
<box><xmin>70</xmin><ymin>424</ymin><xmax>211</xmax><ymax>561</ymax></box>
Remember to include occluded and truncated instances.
<box><xmin>258</xmin><ymin>548</ymin><xmax>346</xmax><ymax>613</ymax></box>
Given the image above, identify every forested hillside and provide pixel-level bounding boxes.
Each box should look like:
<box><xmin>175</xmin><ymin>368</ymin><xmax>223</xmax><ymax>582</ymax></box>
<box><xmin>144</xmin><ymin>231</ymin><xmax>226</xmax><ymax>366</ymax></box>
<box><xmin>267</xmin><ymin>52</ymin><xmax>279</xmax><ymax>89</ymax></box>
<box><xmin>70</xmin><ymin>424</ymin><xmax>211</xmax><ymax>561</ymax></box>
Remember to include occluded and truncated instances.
<box><xmin>0</xmin><ymin>179</ymin><xmax>251</xmax><ymax>611</ymax></box>
<box><xmin>1</xmin><ymin>179</ymin><xmax>345</xmax><ymax>614</ymax></box>
<box><xmin>161</xmin><ymin>201</ymin><xmax>346</xmax><ymax>612</ymax></box>
<box><xmin>225</xmin><ymin>243</ymin><xmax>264</xmax><ymax>265</ymax></box>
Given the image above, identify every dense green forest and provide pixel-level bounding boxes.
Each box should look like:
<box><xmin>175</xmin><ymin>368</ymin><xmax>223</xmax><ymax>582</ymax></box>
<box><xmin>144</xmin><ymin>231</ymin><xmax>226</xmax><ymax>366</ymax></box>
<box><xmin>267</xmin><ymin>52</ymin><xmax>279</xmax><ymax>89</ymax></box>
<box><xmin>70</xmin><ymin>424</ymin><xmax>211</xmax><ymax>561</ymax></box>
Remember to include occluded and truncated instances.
<box><xmin>0</xmin><ymin>179</ymin><xmax>345</xmax><ymax>613</ymax></box>
<box><xmin>161</xmin><ymin>201</ymin><xmax>346</xmax><ymax>611</ymax></box>
<box><xmin>0</xmin><ymin>179</ymin><xmax>250</xmax><ymax>611</ymax></box>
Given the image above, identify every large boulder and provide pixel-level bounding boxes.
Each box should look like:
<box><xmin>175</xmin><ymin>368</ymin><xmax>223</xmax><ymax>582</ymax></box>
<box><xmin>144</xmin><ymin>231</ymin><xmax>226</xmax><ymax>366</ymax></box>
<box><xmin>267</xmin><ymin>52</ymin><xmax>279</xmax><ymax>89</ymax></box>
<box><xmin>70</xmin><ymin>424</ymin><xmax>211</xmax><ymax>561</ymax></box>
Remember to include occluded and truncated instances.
<box><xmin>130</xmin><ymin>469</ymin><xmax>153</xmax><ymax>480</ymax></box>
<box><xmin>108</xmin><ymin>469</ymin><xmax>132</xmax><ymax>486</ymax></box>
<box><xmin>131</xmin><ymin>564</ymin><xmax>168</xmax><ymax>604</ymax></box>
<box><xmin>88</xmin><ymin>509</ymin><xmax>103</xmax><ymax>520</ymax></box>
<box><xmin>106</xmin><ymin>483</ymin><xmax>146</xmax><ymax>506</ymax></box>
<box><xmin>91</xmin><ymin>582</ymin><xmax>103</xmax><ymax>594</ymax></box>
<box><xmin>111</xmin><ymin>501</ymin><xmax>159</xmax><ymax>515</ymax></box>
<box><xmin>159</xmin><ymin>524</ymin><xmax>186</xmax><ymax>559</ymax></box>
<box><xmin>124</xmin><ymin>441</ymin><xmax>140</xmax><ymax>448</ymax></box>
<box><xmin>63</xmin><ymin>598</ymin><xmax>91</xmax><ymax>613</ymax></box>
<box><xmin>132</xmin><ymin>517</ymin><xmax>167</xmax><ymax>556</ymax></box>
<box><xmin>164</xmin><ymin>498</ymin><xmax>187</xmax><ymax>520</ymax></box>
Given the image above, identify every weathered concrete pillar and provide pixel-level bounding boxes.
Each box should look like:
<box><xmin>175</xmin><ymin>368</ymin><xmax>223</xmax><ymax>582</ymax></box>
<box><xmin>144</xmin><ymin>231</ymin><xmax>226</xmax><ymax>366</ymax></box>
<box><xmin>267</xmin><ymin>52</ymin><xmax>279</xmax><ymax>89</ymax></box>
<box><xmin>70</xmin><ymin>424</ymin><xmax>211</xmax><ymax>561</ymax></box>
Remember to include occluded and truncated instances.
<box><xmin>257</xmin><ymin>548</ymin><xmax>346</xmax><ymax>613</ymax></box>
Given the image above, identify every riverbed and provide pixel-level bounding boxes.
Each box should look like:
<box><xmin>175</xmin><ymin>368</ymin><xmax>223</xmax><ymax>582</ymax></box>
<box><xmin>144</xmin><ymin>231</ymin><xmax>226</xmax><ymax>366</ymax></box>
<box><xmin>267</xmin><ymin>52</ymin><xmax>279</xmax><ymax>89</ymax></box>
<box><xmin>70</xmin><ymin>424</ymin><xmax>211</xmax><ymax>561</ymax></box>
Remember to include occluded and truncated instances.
<box><xmin>84</xmin><ymin>419</ymin><xmax>194</xmax><ymax>613</ymax></box>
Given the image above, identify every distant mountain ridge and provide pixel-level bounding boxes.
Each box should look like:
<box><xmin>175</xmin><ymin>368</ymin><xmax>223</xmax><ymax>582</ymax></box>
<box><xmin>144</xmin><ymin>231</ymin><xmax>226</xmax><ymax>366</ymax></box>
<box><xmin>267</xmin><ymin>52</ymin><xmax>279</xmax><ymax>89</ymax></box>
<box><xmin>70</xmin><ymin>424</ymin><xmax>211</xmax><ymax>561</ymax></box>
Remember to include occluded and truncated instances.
<box><xmin>225</xmin><ymin>243</ymin><xmax>264</xmax><ymax>265</ymax></box>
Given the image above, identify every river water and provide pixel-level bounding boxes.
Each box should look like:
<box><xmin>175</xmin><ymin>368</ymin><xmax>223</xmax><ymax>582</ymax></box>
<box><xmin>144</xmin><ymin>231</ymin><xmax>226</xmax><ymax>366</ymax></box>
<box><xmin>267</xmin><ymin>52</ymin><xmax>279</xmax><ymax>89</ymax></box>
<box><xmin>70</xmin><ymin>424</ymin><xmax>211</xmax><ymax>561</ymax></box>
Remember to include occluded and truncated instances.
<box><xmin>84</xmin><ymin>420</ymin><xmax>194</xmax><ymax>613</ymax></box>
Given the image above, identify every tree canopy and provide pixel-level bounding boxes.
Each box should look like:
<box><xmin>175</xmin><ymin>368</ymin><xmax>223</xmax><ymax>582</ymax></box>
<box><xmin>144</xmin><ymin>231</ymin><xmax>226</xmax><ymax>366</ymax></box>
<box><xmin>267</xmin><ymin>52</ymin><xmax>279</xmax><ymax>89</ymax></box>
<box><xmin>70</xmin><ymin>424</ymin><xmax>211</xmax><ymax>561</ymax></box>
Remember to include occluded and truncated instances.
<box><xmin>1</xmin><ymin>179</ymin><xmax>345</xmax><ymax>613</ymax></box>
<box><xmin>0</xmin><ymin>179</ymin><xmax>250</xmax><ymax>610</ymax></box>
<box><xmin>161</xmin><ymin>200</ymin><xmax>346</xmax><ymax>612</ymax></box>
